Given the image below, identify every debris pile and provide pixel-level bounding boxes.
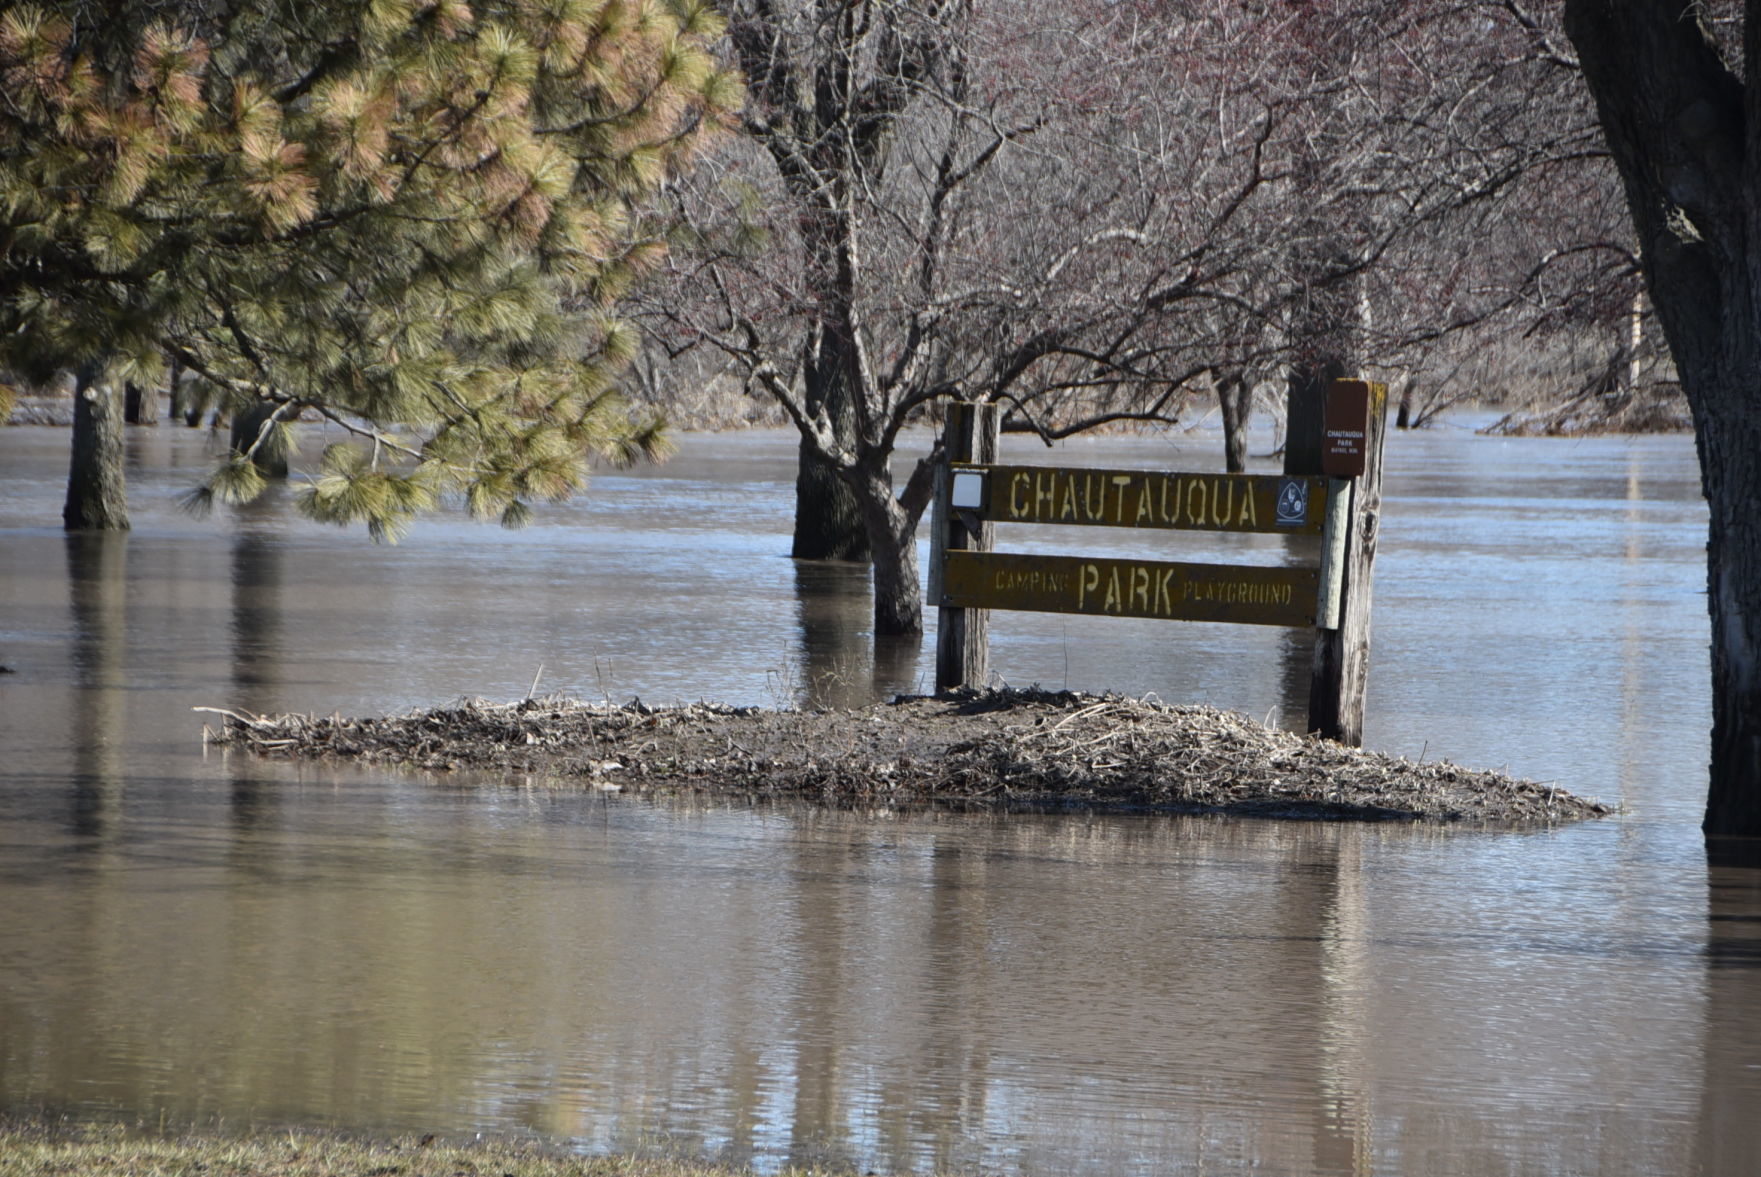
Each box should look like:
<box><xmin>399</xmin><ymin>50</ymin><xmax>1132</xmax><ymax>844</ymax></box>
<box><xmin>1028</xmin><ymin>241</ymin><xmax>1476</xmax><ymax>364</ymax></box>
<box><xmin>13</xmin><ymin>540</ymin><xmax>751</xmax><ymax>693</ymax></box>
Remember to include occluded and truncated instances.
<box><xmin>201</xmin><ymin>689</ymin><xmax>1613</xmax><ymax>825</ymax></box>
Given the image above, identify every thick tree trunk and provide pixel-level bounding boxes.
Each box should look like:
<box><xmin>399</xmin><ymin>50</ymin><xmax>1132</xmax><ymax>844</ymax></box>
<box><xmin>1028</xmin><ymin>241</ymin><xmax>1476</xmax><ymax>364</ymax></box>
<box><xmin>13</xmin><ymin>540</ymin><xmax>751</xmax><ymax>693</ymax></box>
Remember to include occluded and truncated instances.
<box><xmin>791</xmin><ymin>324</ymin><xmax>871</xmax><ymax>562</ymax></box>
<box><xmin>63</xmin><ymin>366</ymin><xmax>130</xmax><ymax>531</ymax></box>
<box><xmin>793</xmin><ymin>445</ymin><xmax>868</xmax><ymax>560</ymax></box>
<box><xmin>1284</xmin><ymin>352</ymin><xmax>1351</xmax><ymax>478</ymax></box>
<box><xmin>850</xmin><ymin>466</ymin><xmax>921</xmax><ymax>636</ymax></box>
<box><xmin>1700</xmin><ymin>419</ymin><xmax>1761</xmax><ymax>835</ymax></box>
<box><xmin>1564</xmin><ymin>0</ymin><xmax>1761</xmax><ymax>835</ymax></box>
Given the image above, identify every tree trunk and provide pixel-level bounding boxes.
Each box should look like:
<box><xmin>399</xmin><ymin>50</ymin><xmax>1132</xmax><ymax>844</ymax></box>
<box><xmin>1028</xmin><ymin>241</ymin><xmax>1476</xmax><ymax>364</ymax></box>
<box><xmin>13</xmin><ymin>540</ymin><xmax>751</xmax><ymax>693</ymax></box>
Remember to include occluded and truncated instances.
<box><xmin>1284</xmin><ymin>353</ymin><xmax>1350</xmax><ymax>477</ymax></box>
<box><xmin>175</xmin><ymin>361</ymin><xmax>208</xmax><ymax>428</ymax></box>
<box><xmin>850</xmin><ymin>466</ymin><xmax>921</xmax><ymax>635</ymax></box>
<box><xmin>167</xmin><ymin>356</ymin><xmax>189</xmax><ymax>424</ymax></box>
<box><xmin>1217</xmin><ymin>371</ymin><xmax>1252</xmax><ymax>473</ymax></box>
<box><xmin>1283</xmin><ymin>270</ymin><xmax>1358</xmax><ymax>476</ymax></box>
<box><xmin>1626</xmin><ymin>290</ymin><xmax>1645</xmax><ymax>397</ymax></box>
<box><xmin>791</xmin><ymin>323</ymin><xmax>870</xmax><ymax>562</ymax></box>
<box><xmin>229</xmin><ymin>401</ymin><xmax>290</xmax><ymax>478</ymax></box>
<box><xmin>793</xmin><ymin>444</ymin><xmax>869</xmax><ymax>560</ymax></box>
<box><xmin>1563</xmin><ymin>0</ymin><xmax>1761</xmax><ymax>835</ymax></box>
<box><xmin>63</xmin><ymin>366</ymin><xmax>130</xmax><ymax>531</ymax></box>
<box><xmin>1699</xmin><ymin>416</ymin><xmax>1761</xmax><ymax>836</ymax></box>
<box><xmin>123</xmin><ymin>381</ymin><xmax>155</xmax><ymax>425</ymax></box>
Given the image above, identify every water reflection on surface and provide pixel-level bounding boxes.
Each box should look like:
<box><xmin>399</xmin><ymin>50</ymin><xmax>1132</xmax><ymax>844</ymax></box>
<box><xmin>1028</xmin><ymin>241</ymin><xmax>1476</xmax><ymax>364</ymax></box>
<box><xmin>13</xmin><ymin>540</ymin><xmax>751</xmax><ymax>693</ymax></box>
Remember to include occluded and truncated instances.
<box><xmin>63</xmin><ymin>534</ymin><xmax>127</xmax><ymax>844</ymax></box>
<box><xmin>1</xmin><ymin>422</ymin><xmax>1756</xmax><ymax>1175</ymax></box>
<box><xmin>790</xmin><ymin>561</ymin><xmax>924</xmax><ymax>708</ymax></box>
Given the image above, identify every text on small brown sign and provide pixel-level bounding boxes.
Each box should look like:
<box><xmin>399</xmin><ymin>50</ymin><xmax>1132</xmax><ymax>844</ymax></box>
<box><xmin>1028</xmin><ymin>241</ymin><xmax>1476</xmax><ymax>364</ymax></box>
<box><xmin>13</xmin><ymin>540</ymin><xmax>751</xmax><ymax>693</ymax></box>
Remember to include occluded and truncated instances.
<box><xmin>1322</xmin><ymin>379</ymin><xmax>1375</xmax><ymax>478</ymax></box>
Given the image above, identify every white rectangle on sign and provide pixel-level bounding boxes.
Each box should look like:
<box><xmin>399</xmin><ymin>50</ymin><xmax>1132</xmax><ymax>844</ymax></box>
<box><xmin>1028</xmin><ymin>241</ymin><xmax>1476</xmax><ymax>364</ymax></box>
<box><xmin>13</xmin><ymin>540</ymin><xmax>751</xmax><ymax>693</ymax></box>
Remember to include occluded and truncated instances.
<box><xmin>951</xmin><ymin>470</ymin><xmax>986</xmax><ymax>510</ymax></box>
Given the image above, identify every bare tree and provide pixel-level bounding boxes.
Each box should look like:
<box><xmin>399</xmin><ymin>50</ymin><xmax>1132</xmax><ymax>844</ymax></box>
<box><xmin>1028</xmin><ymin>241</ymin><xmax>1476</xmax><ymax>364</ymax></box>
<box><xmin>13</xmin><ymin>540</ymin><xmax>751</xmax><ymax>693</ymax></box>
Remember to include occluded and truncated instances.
<box><xmin>643</xmin><ymin>0</ymin><xmax>1624</xmax><ymax>637</ymax></box>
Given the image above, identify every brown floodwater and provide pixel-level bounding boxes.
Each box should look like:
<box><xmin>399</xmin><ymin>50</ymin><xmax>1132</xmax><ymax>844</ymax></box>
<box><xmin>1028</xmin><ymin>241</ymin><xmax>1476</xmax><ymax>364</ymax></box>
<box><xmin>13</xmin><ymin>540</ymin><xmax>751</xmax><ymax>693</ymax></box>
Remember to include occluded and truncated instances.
<box><xmin>1</xmin><ymin>418</ymin><xmax>1756</xmax><ymax>1175</ymax></box>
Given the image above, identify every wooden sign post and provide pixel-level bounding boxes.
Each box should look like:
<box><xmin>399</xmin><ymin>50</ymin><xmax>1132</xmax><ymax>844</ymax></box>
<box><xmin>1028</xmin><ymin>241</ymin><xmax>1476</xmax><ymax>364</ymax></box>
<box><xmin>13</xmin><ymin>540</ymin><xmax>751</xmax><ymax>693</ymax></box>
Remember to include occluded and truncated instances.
<box><xmin>931</xmin><ymin>379</ymin><xmax>1388</xmax><ymax>745</ymax></box>
<box><xmin>1303</xmin><ymin>378</ymin><xmax>1387</xmax><ymax>745</ymax></box>
<box><xmin>929</xmin><ymin>402</ymin><xmax>999</xmax><ymax>692</ymax></box>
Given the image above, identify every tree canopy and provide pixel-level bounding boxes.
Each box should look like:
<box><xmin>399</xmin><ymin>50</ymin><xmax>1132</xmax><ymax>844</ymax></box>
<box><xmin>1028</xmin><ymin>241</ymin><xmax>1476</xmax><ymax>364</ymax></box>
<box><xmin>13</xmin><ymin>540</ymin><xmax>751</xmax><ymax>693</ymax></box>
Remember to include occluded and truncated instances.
<box><xmin>1</xmin><ymin>0</ymin><xmax>742</xmax><ymax>537</ymax></box>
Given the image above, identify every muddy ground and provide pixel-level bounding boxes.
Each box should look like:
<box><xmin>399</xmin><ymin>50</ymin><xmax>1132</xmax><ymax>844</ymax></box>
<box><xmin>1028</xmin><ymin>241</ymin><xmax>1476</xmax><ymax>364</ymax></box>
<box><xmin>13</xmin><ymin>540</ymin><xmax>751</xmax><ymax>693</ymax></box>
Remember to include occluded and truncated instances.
<box><xmin>203</xmin><ymin>688</ymin><xmax>1612</xmax><ymax>825</ymax></box>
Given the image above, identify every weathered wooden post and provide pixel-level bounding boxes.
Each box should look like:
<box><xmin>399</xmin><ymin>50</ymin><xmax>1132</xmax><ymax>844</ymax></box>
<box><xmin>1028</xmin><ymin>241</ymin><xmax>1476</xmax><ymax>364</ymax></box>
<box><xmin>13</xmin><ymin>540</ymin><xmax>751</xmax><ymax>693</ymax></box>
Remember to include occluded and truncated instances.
<box><xmin>929</xmin><ymin>401</ymin><xmax>999</xmax><ymax>692</ymax></box>
<box><xmin>1302</xmin><ymin>378</ymin><xmax>1388</xmax><ymax>745</ymax></box>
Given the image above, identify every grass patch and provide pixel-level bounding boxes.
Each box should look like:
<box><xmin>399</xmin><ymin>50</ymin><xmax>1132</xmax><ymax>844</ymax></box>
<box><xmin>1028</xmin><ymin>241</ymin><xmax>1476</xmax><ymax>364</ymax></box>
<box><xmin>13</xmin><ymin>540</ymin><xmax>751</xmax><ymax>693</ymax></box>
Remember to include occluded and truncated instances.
<box><xmin>0</xmin><ymin>1115</ymin><xmax>854</xmax><ymax>1177</ymax></box>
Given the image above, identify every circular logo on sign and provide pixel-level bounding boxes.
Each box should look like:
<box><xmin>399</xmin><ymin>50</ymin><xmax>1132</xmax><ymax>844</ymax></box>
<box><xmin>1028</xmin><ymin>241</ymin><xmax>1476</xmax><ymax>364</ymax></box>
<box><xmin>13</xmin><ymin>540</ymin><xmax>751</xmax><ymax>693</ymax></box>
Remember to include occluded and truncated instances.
<box><xmin>1275</xmin><ymin>478</ymin><xmax>1309</xmax><ymax>527</ymax></box>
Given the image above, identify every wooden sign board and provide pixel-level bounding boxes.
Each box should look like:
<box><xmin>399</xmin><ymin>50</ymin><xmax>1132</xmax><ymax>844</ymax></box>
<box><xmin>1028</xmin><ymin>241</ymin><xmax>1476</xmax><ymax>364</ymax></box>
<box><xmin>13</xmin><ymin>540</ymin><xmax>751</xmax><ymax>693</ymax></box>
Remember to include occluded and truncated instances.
<box><xmin>953</xmin><ymin>465</ymin><xmax>1330</xmax><ymax>536</ymax></box>
<box><xmin>1323</xmin><ymin>380</ymin><xmax>1372</xmax><ymax>478</ymax></box>
<box><xmin>940</xmin><ymin>550</ymin><xmax>1320</xmax><ymax>627</ymax></box>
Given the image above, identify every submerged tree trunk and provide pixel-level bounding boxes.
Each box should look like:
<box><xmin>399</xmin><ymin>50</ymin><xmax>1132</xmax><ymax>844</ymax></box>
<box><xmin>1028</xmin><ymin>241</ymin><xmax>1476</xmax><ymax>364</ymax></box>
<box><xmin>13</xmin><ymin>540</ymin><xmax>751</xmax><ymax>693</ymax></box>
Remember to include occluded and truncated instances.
<box><xmin>791</xmin><ymin>323</ymin><xmax>871</xmax><ymax>562</ymax></box>
<box><xmin>850</xmin><ymin>466</ymin><xmax>921</xmax><ymax>635</ymax></box>
<box><xmin>166</xmin><ymin>356</ymin><xmax>194</xmax><ymax>425</ymax></box>
<box><xmin>792</xmin><ymin>447</ymin><xmax>868</xmax><ymax>561</ymax></box>
<box><xmin>1698</xmin><ymin>412</ymin><xmax>1761</xmax><ymax>835</ymax></box>
<box><xmin>1564</xmin><ymin>0</ymin><xmax>1761</xmax><ymax>836</ymax></box>
<box><xmin>63</xmin><ymin>366</ymin><xmax>130</xmax><ymax>531</ymax></box>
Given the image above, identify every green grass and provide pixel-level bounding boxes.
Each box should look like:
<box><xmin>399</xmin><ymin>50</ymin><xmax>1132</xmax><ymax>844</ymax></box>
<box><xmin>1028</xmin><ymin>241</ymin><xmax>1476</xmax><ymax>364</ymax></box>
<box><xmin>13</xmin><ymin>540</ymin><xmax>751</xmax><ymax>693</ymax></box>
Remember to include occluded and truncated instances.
<box><xmin>0</xmin><ymin>1117</ymin><xmax>863</xmax><ymax>1177</ymax></box>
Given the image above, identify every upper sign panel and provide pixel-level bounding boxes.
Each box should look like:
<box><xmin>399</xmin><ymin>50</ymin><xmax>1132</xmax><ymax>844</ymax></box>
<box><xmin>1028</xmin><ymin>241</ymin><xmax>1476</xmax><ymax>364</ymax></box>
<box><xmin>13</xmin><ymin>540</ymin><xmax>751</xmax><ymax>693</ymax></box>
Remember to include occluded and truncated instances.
<box><xmin>953</xmin><ymin>465</ymin><xmax>1330</xmax><ymax>536</ymax></box>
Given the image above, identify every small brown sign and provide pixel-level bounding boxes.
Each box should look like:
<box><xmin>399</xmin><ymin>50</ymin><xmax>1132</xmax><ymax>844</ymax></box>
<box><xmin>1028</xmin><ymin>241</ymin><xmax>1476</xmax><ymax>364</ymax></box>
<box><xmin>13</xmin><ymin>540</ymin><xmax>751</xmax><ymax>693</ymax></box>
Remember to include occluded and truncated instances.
<box><xmin>1323</xmin><ymin>380</ymin><xmax>1372</xmax><ymax>478</ymax></box>
<box><xmin>954</xmin><ymin>465</ymin><xmax>1330</xmax><ymax>536</ymax></box>
<box><xmin>940</xmin><ymin>551</ymin><xmax>1319</xmax><ymax>627</ymax></box>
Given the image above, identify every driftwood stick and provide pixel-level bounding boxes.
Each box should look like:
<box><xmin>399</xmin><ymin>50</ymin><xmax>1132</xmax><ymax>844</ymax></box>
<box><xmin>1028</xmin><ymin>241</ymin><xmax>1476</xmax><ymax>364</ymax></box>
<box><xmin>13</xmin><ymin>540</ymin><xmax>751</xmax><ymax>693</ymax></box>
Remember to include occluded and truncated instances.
<box><xmin>192</xmin><ymin>705</ymin><xmax>274</xmax><ymax>728</ymax></box>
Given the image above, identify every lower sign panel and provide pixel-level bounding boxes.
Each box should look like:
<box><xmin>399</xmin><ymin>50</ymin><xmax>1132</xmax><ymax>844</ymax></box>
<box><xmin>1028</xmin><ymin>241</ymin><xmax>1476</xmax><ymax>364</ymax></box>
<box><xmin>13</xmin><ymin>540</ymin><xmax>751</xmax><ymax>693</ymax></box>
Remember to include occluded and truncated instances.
<box><xmin>941</xmin><ymin>551</ymin><xmax>1319</xmax><ymax>627</ymax></box>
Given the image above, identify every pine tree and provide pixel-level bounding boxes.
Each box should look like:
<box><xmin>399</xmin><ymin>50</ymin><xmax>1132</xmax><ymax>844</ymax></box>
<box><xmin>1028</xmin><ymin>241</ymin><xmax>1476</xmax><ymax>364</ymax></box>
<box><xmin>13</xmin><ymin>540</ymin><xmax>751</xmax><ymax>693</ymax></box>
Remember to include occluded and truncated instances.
<box><xmin>0</xmin><ymin>0</ymin><xmax>742</xmax><ymax>536</ymax></box>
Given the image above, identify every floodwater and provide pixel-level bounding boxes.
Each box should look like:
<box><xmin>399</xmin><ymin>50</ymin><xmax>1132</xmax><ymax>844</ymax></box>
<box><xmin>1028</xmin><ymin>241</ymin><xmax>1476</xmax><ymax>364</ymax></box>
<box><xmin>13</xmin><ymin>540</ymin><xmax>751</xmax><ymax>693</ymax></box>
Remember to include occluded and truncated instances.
<box><xmin>0</xmin><ymin>418</ymin><xmax>1756</xmax><ymax>1175</ymax></box>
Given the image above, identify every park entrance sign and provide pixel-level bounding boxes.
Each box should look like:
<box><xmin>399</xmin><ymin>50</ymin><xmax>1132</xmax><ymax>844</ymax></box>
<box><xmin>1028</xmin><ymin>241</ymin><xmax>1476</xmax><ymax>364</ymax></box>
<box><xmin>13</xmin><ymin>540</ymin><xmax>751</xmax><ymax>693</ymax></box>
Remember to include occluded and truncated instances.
<box><xmin>927</xmin><ymin>380</ymin><xmax>1388</xmax><ymax>744</ymax></box>
<box><xmin>939</xmin><ymin>469</ymin><xmax>1332</xmax><ymax>627</ymax></box>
